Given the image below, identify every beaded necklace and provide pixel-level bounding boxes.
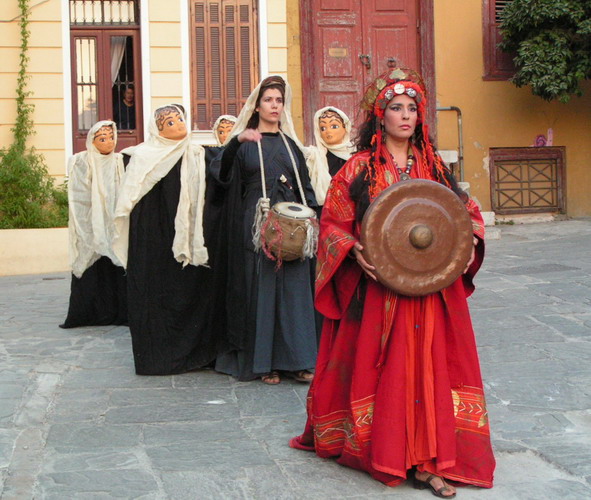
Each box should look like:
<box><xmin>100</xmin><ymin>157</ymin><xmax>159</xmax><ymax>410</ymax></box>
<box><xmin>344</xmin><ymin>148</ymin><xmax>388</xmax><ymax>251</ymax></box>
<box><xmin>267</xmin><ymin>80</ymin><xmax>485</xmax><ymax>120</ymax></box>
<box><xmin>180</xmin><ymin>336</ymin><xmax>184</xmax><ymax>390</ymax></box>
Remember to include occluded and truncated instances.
<box><xmin>391</xmin><ymin>146</ymin><xmax>415</xmax><ymax>181</ymax></box>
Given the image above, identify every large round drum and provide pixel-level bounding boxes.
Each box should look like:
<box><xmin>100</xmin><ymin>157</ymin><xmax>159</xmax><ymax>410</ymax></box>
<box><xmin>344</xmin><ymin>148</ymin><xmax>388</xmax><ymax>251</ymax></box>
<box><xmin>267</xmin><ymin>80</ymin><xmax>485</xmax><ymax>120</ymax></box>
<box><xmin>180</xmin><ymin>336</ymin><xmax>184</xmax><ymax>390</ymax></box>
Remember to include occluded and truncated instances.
<box><xmin>262</xmin><ymin>201</ymin><xmax>318</xmax><ymax>261</ymax></box>
<box><xmin>360</xmin><ymin>179</ymin><xmax>473</xmax><ymax>296</ymax></box>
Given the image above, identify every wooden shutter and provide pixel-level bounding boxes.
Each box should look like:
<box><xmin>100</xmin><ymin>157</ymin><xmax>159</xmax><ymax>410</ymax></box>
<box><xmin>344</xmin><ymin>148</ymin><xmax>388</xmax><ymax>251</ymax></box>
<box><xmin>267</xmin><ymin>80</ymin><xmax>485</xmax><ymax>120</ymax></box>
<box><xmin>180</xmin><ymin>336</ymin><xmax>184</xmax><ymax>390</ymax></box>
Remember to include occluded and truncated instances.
<box><xmin>483</xmin><ymin>0</ymin><xmax>516</xmax><ymax>80</ymax></box>
<box><xmin>191</xmin><ymin>0</ymin><xmax>259</xmax><ymax>130</ymax></box>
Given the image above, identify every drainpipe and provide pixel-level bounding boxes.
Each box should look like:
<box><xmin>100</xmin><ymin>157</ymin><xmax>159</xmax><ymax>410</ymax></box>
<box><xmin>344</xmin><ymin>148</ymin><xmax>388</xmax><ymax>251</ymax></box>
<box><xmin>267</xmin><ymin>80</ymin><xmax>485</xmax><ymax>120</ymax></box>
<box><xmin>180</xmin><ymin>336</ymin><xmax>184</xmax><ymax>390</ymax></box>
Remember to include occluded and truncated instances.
<box><xmin>436</xmin><ymin>106</ymin><xmax>464</xmax><ymax>182</ymax></box>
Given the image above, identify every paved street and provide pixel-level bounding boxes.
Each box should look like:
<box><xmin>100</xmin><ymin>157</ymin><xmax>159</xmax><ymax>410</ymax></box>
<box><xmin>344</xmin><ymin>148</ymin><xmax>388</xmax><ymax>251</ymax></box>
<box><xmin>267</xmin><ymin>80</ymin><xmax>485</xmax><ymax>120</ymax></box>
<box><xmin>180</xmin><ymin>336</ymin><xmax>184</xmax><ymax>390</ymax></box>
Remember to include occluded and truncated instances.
<box><xmin>1</xmin><ymin>218</ymin><xmax>591</xmax><ymax>499</ymax></box>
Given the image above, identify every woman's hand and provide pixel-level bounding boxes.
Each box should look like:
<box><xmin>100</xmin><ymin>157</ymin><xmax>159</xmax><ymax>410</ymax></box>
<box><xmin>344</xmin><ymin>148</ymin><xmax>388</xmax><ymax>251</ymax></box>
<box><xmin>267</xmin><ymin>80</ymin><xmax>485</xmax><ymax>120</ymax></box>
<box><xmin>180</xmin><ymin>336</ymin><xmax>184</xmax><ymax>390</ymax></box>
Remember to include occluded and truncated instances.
<box><xmin>463</xmin><ymin>237</ymin><xmax>479</xmax><ymax>274</ymax></box>
<box><xmin>238</xmin><ymin>129</ymin><xmax>262</xmax><ymax>143</ymax></box>
<box><xmin>351</xmin><ymin>242</ymin><xmax>377</xmax><ymax>281</ymax></box>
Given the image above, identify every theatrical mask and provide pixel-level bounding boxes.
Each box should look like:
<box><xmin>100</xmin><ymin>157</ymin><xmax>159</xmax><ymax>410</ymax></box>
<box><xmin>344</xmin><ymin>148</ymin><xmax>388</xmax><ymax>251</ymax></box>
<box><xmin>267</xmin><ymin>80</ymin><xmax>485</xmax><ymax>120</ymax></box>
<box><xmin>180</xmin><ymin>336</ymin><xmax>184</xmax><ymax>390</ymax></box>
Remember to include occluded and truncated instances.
<box><xmin>216</xmin><ymin>119</ymin><xmax>235</xmax><ymax>145</ymax></box>
<box><xmin>92</xmin><ymin>126</ymin><xmax>116</xmax><ymax>155</ymax></box>
<box><xmin>318</xmin><ymin>112</ymin><xmax>347</xmax><ymax>146</ymax></box>
<box><xmin>157</xmin><ymin>109</ymin><xmax>187</xmax><ymax>140</ymax></box>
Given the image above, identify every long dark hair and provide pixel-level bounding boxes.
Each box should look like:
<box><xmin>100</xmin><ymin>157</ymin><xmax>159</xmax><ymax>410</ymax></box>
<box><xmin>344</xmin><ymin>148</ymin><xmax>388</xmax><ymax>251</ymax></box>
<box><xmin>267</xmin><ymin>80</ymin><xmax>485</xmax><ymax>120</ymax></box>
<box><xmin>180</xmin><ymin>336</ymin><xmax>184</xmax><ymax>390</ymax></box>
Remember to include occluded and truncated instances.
<box><xmin>245</xmin><ymin>76</ymin><xmax>286</xmax><ymax>130</ymax></box>
<box><xmin>350</xmin><ymin>111</ymin><xmax>467</xmax><ymax>223</ymax></box>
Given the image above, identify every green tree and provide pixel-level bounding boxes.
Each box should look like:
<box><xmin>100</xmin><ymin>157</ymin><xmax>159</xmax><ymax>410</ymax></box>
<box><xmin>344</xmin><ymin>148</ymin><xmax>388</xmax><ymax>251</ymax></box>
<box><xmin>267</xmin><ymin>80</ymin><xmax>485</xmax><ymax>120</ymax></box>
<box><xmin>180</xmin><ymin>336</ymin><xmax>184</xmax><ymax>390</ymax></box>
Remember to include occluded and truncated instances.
<box><xmin>0</xmin><ymin>0</ymin><xmax>68</xmax><ymax>229</ymax></box>
<box><xmin>499</xmin><ymin>0</ymin><xmax>591</xmax><ymax>103</ymax></box>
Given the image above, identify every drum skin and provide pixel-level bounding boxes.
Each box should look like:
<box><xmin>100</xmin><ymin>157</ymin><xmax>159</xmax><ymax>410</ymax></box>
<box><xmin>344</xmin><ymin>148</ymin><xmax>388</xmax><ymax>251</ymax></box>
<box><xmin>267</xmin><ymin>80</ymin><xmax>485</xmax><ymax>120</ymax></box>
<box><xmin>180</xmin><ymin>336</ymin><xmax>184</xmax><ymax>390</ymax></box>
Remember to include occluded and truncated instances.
<box><xmin>360</xmin><ymin>179</ymin><xmax>473</xmax><ymax>296</ymax></box>
<box><xmin>262</xmin><ymin>202</ymin><xmax>317</xmax><ymax>261</ymax></box>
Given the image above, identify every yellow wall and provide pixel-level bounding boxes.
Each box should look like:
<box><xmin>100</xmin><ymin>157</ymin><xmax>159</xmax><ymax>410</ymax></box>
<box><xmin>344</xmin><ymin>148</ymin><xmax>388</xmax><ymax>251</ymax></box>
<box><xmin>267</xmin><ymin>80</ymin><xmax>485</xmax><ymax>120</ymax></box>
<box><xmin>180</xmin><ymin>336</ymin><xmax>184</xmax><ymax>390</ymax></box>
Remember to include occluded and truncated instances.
<box><xmin>0</xmin><ymin>0</ymin><xmax>66</xmax><ymax>180</ymax></box>
<box><xmin>286</xmin><ymin>0</ymin><xmax>304</xmax><ymax>140</ymax></box>
<box><xmin>148</xmin><ymin>0</ymin><xmax>183</xmax><ymax>110</ymax></box>
<box><xmin>434</xmin><ymin>0</ymin><xmax>591</xmax><ymax>216</ymax></box>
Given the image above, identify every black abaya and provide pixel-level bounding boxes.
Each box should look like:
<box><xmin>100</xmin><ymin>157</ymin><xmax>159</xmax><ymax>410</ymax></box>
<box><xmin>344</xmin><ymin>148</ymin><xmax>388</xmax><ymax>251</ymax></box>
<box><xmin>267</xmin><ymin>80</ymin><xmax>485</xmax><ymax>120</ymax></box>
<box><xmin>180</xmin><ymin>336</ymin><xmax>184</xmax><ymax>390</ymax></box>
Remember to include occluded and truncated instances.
<box><xmin>126</xmin><ymin>157</ymin><xmax>216</xmax><ymax>375</ymax></box>
<box><xmin>60</xmin><ymin>256</ymin><xmax>127</xmax><ymax>328</ymax></box>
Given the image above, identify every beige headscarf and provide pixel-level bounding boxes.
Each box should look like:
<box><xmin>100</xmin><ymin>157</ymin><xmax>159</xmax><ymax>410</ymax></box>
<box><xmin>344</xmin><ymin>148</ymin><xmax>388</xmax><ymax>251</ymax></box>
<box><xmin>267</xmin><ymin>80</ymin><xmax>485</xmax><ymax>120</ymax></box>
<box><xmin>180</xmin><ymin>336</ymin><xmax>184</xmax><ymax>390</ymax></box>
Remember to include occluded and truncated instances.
<box><xmin>112</xmin><ymin>104</ymin><xmax>208</xmax><ymax>269</ymax></box>
<box><xmin>304</xmin><ymin>106</ymin><xmax>354</xmax><ymax>205</ymax></box>
<box><xmin>212</xmin><ymin>114</ymin><xmax>237</xmax><ymax>146</ymax></box>
<box><xmin>229</xmin><ymin>75</ymin><xmax>305</xmax><ymax>151</ymax></box>
<box><xmin>67</xmin><ymin>120</ymin><xmax>125</xmax><ymax>277</ymax></box>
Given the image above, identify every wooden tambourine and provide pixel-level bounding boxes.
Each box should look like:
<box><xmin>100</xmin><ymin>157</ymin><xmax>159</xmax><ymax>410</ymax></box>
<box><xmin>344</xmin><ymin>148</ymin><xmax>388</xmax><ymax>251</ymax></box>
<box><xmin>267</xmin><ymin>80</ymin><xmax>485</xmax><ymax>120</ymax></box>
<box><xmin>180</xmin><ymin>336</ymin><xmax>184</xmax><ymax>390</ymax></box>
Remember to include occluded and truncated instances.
<box><xmin>360</xmin><ymin>179</ymin><xmax>473</xmax><ymax>296</ymax></box>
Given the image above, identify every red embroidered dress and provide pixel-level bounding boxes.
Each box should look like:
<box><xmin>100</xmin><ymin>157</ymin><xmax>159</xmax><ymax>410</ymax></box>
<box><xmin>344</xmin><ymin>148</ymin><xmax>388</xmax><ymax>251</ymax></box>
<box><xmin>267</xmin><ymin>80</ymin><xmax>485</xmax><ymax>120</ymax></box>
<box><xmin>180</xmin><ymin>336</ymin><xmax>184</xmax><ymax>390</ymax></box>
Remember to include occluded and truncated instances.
<box><xmin>294</xmin><ymin>149</ymin><xmax>495</xmax><ymax>488</ymax></box>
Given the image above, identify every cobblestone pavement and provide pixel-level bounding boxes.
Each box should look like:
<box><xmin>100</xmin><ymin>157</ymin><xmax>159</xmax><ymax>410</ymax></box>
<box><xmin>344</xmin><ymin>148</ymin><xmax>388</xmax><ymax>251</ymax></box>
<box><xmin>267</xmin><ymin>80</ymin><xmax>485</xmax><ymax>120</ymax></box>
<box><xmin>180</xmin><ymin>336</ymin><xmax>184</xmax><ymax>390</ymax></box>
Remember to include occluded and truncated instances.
<box><xmin>1</xmin><ymin>219</ymin><xmax>590</xmax><ymax>499</ymax></box>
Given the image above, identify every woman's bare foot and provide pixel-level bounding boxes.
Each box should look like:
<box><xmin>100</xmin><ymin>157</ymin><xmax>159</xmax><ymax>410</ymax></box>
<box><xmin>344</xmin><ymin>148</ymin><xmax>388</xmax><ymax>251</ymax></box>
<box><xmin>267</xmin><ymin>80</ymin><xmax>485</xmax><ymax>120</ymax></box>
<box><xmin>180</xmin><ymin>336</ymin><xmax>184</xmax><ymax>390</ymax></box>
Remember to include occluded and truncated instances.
<box><xmin>414</xmin><ymin>470</ymin><xmax>456</xmax><ymax>498</ymax></box>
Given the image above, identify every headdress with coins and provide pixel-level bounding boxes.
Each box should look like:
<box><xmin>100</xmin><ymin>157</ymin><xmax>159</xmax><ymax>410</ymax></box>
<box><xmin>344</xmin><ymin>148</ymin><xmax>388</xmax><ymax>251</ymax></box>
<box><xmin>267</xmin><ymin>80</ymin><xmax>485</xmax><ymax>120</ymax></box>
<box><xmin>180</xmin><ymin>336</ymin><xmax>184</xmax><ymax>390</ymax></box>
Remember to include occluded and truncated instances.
<box><xmin>359</xmin><ymin>67</ymin><xmax>450</xmax><ymax>199</ymax></box>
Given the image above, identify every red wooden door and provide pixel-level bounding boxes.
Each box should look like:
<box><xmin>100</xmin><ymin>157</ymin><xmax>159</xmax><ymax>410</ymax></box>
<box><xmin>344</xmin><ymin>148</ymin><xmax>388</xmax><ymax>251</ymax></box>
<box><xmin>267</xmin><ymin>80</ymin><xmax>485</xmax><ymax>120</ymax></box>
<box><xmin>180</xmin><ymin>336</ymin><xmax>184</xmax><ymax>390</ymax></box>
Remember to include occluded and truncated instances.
<box><xmin>301</xmin><ymin>0</ymin><xmax>422</xmax><ymax>142</ymax></box>
<box><xmin>362</xmin><ymin>0</ymin><xmax>419</xmax><ymax>78</ymax></box>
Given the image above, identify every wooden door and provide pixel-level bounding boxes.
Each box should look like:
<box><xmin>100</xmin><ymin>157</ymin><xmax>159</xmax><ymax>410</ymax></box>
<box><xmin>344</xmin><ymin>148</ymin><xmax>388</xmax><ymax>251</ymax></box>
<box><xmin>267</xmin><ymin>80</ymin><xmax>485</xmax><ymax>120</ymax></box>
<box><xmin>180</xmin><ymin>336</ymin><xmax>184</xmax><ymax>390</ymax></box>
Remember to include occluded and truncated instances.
<box><xmin>71</xmin><ymin>30</ymin><xmax>143</xmax><ymax>153</ymax></box>
<box><xmin>301</xmin><ymin>0</ymin><xmax>426</xmax><ymax>142</ymax></box>
<box><xmin>362</xmin><ymin>0</ymin><xmax>419</xmax><ymax>78</ymax></box>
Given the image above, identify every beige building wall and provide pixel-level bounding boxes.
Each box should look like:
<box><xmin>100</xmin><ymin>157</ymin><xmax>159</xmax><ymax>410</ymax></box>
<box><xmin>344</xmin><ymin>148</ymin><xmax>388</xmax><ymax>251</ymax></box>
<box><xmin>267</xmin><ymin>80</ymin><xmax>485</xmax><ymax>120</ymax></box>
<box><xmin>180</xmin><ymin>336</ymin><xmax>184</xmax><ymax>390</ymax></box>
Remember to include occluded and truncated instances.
<box><xmin>434</xmin><ymin>0</ymin><xmax>591</xmax><ymax>216</ymax></box>
<box><xmin>0</xmin><ymin>0</ymin><xmax>66</xmax><ymax>181</ymax></box>
<box><xmin>148</xmin><ymin>0</ymin><xmax>183</xmax><ymax>110</ymax></box>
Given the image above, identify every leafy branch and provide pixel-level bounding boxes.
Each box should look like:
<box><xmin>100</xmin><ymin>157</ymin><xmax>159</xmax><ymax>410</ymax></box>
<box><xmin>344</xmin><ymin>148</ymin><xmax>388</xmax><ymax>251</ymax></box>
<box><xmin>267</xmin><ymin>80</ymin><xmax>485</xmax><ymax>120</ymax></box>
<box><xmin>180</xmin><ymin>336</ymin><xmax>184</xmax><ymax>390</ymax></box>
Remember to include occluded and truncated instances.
<box><xmin>0</xmin><ymin>0</ymin><xmax>68</xmax><ymax>229</ymax></box>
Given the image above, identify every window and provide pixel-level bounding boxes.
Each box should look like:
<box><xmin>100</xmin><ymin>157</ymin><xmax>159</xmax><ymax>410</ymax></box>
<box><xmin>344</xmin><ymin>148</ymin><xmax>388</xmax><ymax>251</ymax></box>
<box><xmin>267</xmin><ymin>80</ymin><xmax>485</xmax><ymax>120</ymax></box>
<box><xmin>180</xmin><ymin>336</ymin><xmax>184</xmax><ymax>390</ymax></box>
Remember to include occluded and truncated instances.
<box><xmin>482</xmin><ymin>0</ymin><xmax>516</xmax><ymax>80</ymax></box>
<box><xmin>70</xmin><ymin>0</ymin><xmax>142</xmax><ymax>152</ymax></box>
<box><xmin>190</xmin><ymin>0</ymin><xmax>259</xmax><ymax>130</ymax></box>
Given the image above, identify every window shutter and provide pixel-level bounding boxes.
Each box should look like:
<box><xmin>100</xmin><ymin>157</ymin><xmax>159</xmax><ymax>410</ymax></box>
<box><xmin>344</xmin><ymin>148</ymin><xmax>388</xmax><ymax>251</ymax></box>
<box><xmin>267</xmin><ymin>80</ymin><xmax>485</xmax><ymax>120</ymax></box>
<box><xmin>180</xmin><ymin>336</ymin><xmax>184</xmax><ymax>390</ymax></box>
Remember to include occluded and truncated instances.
<box><xmin>191</xmin><ymin>0</ymin><xmax>258</xmax><ymax>129</ymax></box>
<box><xmin>483</xmin><ymin>0</ymin><xmax>515</xmax><ymax>80</ymax></box>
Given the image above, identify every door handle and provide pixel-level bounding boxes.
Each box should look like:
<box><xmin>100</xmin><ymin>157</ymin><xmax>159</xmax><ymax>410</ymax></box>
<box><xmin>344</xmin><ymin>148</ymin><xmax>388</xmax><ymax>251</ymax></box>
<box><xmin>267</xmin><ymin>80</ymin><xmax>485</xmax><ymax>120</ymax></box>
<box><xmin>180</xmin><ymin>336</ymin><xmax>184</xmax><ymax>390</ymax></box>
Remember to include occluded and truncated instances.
<box><xmin>359</xmin><ymin>54</ymin><xmax>371</xmax><ymax>70</ymax></box>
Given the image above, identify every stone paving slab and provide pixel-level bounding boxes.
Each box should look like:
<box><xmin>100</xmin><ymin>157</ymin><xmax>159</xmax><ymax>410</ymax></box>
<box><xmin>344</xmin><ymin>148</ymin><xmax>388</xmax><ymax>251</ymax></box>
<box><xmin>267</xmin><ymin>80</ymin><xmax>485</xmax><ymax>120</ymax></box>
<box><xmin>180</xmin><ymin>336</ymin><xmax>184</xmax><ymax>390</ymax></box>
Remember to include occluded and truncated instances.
<box><xmin>1</xmin><ymin>218</ymin><xmax>591</xmax><ymax>499</ymax></box>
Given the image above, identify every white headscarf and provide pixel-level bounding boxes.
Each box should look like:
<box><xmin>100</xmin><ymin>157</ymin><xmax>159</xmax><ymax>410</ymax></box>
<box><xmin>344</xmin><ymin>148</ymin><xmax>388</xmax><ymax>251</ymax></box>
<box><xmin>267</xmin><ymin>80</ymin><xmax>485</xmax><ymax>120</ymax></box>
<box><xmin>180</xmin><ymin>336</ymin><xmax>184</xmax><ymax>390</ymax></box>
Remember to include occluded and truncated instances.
<box><xmin>112</xmin><ymin>104</ymin><xmax>208</xmax><ymax>269</ymax></box>
<box><xmin>304</xmin><ymin>106</ymin><xmax>354</xmax><ymax>205</ymax></box>
<box><xmin>212</xmin><ymin>114</ymin><xmax>237</xmax><ymax>146</ymax></box>
<box><xmin>229</xmin><ymin>75</ymin><xmax>306</xmax><ymax>152</ymax></box>
<box><xmin>67</xmin><ymin>120</ymin><xmax>125</xmax><ymax>277</ymax></box>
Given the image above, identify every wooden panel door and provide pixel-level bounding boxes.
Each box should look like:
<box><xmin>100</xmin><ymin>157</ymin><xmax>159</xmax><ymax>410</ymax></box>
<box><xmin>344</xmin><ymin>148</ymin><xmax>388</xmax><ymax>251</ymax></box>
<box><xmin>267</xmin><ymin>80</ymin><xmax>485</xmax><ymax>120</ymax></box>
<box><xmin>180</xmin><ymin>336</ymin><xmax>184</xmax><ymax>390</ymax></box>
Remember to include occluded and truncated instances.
<box><xmin>301</xmin><ymin>0</ymin><xmax>423</xmax><ymax>142</ymax></box>
<box><xmin>362</xmin><ymin>0</ymin><xmax>419</xmax><ymax>77</ymax></box>
<box><xmin>71</xmin><ymin>29</ymin><xmax>143</xmax><ymax>153</ymax></box>
<box><xmin>313</xmin><ymin>0</ymin><xmax>364</xmax><ymax>123</ymax></box>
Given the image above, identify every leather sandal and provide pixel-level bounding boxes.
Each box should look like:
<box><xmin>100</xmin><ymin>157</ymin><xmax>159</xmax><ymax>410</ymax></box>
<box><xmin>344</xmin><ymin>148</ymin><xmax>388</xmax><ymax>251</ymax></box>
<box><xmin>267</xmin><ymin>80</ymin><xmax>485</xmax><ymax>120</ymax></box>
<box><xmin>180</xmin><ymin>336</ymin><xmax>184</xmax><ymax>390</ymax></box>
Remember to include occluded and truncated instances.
<box><xmin>284</xmin><ymin>370</ymin><xmax>314</xmax><ymax>383</ymax></box>
<box><xmin>261</xmin><ymin>371</ymin><xmax>281</xmax><ymax>385</ymax></box>
<box><xmin>413</xmin><ymin>473</ymin><xmax>456</xmax><ymax>498</ymax></box>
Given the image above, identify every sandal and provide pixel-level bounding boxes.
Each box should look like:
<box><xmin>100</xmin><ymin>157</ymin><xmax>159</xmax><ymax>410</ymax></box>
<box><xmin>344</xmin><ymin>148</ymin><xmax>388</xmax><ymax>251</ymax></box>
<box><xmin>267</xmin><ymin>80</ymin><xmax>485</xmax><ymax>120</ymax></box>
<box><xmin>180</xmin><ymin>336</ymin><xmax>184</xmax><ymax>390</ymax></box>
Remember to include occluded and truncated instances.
<box><xmin>285</xmin><ymin>370</ymin><xmax>314</xmax><ymax>383</ymax></box>
<box><xmin>261</xmin><ymin>371</ymin><xmax>281</xmax><ymax>385</ymax></box>
<box><xmin>413</xmin><ymin>473</ymin><xmax>456</xmax><ymax>498</ymax></box>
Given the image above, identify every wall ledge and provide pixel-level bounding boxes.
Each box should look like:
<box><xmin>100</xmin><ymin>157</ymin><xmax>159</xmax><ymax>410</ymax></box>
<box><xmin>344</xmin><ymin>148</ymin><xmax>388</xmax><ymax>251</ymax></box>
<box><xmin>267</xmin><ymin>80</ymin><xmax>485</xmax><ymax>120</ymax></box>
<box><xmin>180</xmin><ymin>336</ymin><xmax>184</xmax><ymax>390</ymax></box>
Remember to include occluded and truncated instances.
<box><xmin>0</xmin><ymin>228</ymin><xmax>69</xmax><ymax>276</ymax></box>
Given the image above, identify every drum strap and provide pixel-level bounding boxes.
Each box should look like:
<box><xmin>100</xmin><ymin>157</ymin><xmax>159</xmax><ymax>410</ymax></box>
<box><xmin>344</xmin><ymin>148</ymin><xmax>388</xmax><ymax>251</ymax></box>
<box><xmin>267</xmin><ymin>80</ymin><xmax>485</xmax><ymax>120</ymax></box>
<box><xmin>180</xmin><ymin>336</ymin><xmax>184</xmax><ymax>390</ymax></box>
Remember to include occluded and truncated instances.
<box><xmin>255</xmin><ymin>131</ymin><xmax>308</xmax><ymax>206</ymax></box>
<box><xmin>253</xmin><ymin>132</ymin><xmax>314</xmax><ymax>256</ymax></box>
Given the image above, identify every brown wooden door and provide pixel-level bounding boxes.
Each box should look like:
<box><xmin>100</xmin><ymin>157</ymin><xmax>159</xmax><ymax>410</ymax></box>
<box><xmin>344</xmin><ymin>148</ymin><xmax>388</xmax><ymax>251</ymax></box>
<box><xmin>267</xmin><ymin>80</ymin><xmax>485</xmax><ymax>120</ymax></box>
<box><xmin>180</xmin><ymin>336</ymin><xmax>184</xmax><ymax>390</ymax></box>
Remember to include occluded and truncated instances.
<box><xmin>71</xmin><ymin>29</ymin><xmax>143</xmax><ymax>153</ymax></box>
<box><xmin>301</xmin><ymin>0</ymin><xmax>423</xmax><ymax>142</ymax></box>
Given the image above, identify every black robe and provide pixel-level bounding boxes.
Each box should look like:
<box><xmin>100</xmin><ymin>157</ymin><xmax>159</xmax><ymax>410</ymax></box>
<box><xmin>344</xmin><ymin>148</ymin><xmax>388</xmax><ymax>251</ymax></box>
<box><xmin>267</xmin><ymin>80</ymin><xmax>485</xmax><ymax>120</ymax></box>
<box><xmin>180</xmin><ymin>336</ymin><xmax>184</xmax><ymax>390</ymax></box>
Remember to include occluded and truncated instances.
<box><xmin>327</xmin><ymin>150</ymin><xmax>347</xmax><ymax>178</ymax></box>
<box><xmin>60</xmin><ymin>257</ymin><xmax>127</xmax><ymax>328</ymax></box>
<box><xmin>209</xmin><ymin>133</ymin><xmax>319</xmax><ymax>380</ymax></box>
<box><xmin>125</xmin><ymin>155</ymin><xmax>216</xmax><ymax>375</ymax></box>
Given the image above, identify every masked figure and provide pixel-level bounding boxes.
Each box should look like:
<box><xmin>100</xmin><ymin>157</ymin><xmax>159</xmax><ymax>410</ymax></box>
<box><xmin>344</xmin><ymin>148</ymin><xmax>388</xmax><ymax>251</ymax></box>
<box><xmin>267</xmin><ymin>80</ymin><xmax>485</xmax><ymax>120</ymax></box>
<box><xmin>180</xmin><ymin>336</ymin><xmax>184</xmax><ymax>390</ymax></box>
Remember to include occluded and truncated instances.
<box><xmin>112</xmin><ymin>104</ymin><xmax>215</xmax><ymax>375</ymax></box>
<box><xmin>60</xmin><ymin>121</ymin><xmax>127</xmax><ymax>328</ymax></box>
<box><xmin>305</xmin><ymin>106</ymin><xmax>355</xmax><ymax>206</ymax></box>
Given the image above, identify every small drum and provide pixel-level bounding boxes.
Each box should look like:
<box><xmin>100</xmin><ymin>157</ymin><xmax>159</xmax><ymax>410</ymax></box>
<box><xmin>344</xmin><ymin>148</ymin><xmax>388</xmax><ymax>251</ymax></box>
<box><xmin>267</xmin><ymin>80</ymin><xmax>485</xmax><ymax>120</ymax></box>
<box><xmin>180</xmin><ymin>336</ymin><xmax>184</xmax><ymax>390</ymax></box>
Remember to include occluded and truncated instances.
<box><xmin>261</xmin><ymin>202</ymin><xmax>318</xmax><ymax>261</ymax></box>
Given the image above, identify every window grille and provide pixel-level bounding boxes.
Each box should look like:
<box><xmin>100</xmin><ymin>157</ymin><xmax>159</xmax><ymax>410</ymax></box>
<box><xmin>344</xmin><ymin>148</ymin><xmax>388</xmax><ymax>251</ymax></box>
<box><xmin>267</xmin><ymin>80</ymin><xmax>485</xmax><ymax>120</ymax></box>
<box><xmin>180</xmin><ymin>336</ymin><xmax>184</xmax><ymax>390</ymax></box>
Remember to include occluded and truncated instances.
<box><xmin>70</xmin><ymin>0</ymin><xmax>139</xmax><ymax>26</ymax></box>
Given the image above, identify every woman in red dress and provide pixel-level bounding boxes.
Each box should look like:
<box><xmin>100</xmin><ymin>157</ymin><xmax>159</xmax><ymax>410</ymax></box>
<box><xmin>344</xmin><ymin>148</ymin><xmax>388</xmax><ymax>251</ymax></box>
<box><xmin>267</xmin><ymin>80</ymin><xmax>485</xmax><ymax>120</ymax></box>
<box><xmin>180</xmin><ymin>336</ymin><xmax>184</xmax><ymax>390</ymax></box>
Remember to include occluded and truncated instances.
<box><xmin>290</xmin><ymin>68</ymin><xmax>495</xmax><ymax>498</ymax></box>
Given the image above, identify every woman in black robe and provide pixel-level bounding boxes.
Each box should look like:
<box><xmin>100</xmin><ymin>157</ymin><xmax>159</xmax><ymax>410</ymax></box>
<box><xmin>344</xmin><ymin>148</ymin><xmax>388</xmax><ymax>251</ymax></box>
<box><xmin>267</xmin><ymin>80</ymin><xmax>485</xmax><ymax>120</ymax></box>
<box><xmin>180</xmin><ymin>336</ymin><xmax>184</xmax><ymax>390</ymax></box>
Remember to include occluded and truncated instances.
<box><xmin>113</xmin><ymin>104</ymin><xmax>214</xmax><ymax>375</ymax></box>
<box><xmin>210</xmin><ymin>76</ymin><xmax>318</xmax><ymax>384</ymax></box>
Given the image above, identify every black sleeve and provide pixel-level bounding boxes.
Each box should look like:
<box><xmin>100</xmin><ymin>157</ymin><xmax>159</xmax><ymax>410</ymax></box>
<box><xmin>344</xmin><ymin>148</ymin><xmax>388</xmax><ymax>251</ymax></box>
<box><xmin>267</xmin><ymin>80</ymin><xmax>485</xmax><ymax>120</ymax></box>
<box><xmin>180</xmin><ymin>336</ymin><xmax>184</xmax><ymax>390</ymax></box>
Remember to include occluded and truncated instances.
<box><xmin>219</xmin><ymin>136</ymin><xmax>241</xmax><ymax>181</ymax></box>
<box><xmin>294</xmin><ymin>141</ymin><xmax>318</xmax><ymax>208</ymax></box>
